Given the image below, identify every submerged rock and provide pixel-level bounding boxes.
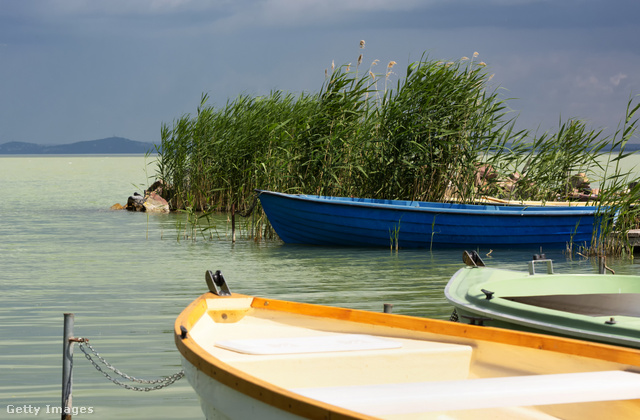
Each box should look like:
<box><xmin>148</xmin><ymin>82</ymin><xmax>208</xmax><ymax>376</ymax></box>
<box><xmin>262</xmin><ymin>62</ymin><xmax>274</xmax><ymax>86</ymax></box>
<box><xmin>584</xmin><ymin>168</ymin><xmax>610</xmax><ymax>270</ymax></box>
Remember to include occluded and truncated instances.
<box><xmin>143</xmin><ymin>191</ymin><xmax>170</xmax><ymax>213</ymax></box>
<box><xmin>126</xmin><ymin>193</ymin><xmax>146</xmax><ymax>211</ymax></box>
<box><xmin>121</xmin><ymin>181</ymin><xmax>171</xmax><ymax>213</ymax></box>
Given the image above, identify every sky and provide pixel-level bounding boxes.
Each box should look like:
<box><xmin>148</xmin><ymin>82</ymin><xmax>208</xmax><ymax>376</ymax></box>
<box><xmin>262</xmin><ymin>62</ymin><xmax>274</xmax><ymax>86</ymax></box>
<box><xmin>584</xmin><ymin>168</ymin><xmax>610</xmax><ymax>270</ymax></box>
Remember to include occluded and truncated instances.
<box><xmin>1</xmin><ymin>0</ymin><xmax>639</xmax><ymax>145</ymax></box>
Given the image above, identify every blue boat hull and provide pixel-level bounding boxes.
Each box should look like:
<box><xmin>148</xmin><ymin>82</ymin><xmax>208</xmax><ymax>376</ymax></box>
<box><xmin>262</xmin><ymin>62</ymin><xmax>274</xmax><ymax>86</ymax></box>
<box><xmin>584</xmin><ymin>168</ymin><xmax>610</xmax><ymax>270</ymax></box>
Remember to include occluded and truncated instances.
<box><xmin>257</xmin><ymin>190</ymin><xmax>601</xmax><ymax>248</ymax></box>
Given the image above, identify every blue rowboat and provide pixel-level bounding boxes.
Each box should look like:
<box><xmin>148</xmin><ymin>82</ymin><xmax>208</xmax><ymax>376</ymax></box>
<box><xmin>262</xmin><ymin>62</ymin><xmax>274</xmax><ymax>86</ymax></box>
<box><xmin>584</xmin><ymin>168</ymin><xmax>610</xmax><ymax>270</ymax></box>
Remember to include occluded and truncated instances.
<box><xmin>256</xmin><ymin>190</ymin><xmax>601</xmax><ymax>248</ymax></box>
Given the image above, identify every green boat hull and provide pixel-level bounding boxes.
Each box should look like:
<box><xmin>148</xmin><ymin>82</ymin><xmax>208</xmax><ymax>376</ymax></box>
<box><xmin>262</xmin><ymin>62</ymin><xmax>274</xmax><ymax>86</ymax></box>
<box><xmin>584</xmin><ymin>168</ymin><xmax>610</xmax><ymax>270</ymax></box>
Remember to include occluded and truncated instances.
<box><xmin>445</xmin><ymin>265</ymin><xmax>640</xmax><ymax>348</ymax></box>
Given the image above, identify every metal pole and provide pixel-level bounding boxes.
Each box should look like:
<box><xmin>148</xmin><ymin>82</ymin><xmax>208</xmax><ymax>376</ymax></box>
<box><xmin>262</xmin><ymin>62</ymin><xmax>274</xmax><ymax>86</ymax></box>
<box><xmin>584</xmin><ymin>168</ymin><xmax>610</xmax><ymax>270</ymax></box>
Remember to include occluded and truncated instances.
<box><xmin>598</xmin><ymin>256</ymin><xmax>605</xmax><ymax>274</ymax></box>
<box><xmin>62</xmin><ymin>313</ymin><xmax>74</xmax><ymax>420</ymax></box>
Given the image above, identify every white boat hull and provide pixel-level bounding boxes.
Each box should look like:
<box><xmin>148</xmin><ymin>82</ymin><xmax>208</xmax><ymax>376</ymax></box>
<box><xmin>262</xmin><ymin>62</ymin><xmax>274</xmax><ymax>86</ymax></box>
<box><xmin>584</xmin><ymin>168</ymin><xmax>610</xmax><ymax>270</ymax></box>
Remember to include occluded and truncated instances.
<box><xmin>181</xmin><ymin>356</ymin><xmax>303</xmax><ymax>420</ymax></box>
<box><xmin>176</xmin><ymin>289</ymin><xmax>640</xmax><ymax>419</ymax></box>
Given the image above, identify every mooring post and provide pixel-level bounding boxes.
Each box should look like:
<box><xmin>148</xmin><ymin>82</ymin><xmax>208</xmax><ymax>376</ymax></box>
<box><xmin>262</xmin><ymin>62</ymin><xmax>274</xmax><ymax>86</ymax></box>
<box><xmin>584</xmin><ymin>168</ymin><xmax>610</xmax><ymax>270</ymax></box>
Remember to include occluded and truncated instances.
<box><xmin>231</xmin><ymin>203</ymin><xmax>236</xmax><ymax>243</ymax></box>
<box><xmin>62</xmin><ymin>313</ymin><xmax>74</xmax><ymax>420</ymax></box>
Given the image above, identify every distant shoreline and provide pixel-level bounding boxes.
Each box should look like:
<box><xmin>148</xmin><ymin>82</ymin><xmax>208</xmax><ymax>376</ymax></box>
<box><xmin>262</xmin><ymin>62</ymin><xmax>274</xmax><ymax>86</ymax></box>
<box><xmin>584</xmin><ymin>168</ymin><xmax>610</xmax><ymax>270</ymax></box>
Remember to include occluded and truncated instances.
<box><xmin>0</xmin><ymin>153</ymin><xmax>156</xmax><ymax>157</ymax></box>
<box><xmin>2</xmin><ymin>135</ymin><xmax>637</xmax><ymax>155</ymax></box>
<box><xmin>0</xmin><ymin>136</ymin><xmax>158</xmax><ymax>155</ymax></box>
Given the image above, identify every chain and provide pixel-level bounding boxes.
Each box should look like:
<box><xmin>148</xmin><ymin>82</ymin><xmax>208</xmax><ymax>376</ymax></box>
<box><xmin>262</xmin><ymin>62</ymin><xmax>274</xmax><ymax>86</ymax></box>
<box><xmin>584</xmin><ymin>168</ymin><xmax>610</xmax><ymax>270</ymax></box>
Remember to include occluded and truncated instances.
<box><xmin>449</xmin><ymin>308</ymin><xmax>459</xmax><ymax>322</ymax></box>
<box><xmin>78</xmin><ymin>341</ymin><xmax>184</xmax><ymax>392</ymax></box>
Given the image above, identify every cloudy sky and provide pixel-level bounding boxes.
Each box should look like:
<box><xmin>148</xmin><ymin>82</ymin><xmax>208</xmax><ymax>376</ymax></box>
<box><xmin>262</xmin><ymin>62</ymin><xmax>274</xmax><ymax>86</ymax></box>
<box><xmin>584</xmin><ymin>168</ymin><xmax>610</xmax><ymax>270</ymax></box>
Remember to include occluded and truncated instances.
<box><xmin>1</xmin><ymin>0</ymin><xmax>639</xmax><ymax>145</ymax></box>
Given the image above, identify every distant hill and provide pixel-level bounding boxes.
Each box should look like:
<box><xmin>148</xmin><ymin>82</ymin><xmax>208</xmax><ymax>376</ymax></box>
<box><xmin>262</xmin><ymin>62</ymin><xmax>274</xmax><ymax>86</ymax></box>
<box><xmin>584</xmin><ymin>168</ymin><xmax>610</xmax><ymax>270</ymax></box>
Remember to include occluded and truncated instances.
<box><xmin>0</xmin><ymin>137</ymin><xmax>158</xmax><ymax>155</ymax></box>
<box><xmin>610</xmin><ymin>142</ymin><xmax>640</xmax><ymax>153</ymax></box>
<box><xmin>4</xmin><ymin>136</ymin><xmax>635</xmax><ymax>155</ymax></box>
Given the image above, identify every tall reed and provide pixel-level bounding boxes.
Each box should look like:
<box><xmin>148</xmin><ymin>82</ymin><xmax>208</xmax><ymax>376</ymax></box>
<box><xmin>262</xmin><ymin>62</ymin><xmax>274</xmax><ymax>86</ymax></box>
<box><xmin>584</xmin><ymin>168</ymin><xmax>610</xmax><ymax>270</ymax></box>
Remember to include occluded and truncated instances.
<box><xmin>584</xmin><ymin>98</ymin><xmax>640</xmax><ymax>256</ymax></box>
<box><xmin>370</xmin><ymin>54</ymin><xmax>514</xmax><ymax>202</ymax></box>
<box><xmin>153</xmin><ymin>45</ymin><xmax>640</xmax><ymax>254</ymax></box>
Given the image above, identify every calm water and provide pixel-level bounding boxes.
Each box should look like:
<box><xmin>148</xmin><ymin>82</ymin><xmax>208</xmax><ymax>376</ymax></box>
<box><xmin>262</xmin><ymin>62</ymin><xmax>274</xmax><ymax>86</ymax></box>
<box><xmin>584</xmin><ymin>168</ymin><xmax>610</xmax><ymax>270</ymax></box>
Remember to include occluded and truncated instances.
<box><xmin>2</xmin><ymin>155</ymin><xmax>640</xmax><ymax>419</ymax></box>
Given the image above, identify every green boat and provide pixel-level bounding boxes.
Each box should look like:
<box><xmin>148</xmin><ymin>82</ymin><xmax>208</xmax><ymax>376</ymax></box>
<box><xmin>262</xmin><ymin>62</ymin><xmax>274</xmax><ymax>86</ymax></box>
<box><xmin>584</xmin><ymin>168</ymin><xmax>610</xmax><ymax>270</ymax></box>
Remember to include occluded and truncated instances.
<box><xmin>445</xmin><ymin>253</ymin><xmax>640</xmax><ymax>348</ymax></box>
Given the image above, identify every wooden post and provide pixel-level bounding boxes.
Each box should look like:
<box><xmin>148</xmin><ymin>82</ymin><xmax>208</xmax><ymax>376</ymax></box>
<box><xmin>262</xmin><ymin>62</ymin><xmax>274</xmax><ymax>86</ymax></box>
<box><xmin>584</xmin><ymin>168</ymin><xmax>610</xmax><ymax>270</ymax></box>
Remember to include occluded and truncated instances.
<box><xmin>61</xmin><ymin>313</ymin><xmax>74</xmax><ymax>420</ymax></box>
<box><xmin>231</xmin><ymin>203</ymin><xmax>236</xmax><ymax>243</ymax></box>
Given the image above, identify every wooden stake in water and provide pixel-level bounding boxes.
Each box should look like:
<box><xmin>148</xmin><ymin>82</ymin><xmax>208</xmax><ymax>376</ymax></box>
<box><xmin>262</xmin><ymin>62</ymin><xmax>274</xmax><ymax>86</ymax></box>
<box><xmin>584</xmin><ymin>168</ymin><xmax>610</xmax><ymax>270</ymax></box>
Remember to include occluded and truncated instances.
<box><xmin>599</xmin><ymin>256</ymin><xmax>605</xmax><ymax>274</ymax></box>
<box><xmin>61</xmin><ymin>313</ymin><xmax>74</xmax><ymax>420</ymax></box>
<box><xmin>232</xmin><ymin>203</ymin><xmax>236</xmax><ymax>243</ymax></box>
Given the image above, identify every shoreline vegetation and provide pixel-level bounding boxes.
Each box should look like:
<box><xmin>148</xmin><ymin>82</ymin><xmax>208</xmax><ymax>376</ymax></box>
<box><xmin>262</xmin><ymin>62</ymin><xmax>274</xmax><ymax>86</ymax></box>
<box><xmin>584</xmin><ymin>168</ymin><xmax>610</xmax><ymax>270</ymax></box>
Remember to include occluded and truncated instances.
<box><xmin>150</xmin><ymin>43</ymin><xmax>640</xmax><ymax>256</ymax></box>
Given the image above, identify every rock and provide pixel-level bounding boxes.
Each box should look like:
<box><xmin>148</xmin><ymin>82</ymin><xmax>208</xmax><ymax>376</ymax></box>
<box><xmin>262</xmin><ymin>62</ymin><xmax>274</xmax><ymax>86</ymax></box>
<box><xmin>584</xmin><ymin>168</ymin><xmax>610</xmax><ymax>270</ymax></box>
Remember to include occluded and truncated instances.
<box><xmin>570</xmin><ymin>173</ymin><xmax>590</xmax><ymax>189</ymax></box>
<box><xmin>122</xmin><ymin>180</ymin><xmax>172</xmax><ymax>212</ymax></box>
<box><xmin>146</xmin><ymin>179</ymin><xmax>166</xmax><ymax>197</ymax></box>
<box><xmin>143</xmin><ymin>192</ymin><xmax>170</xmax><ymax>213</ymax></box>
<box><xmin>110</xmin><ymin>203</ymin><xmax>124</xmax><ymax>210</ymax></box>
<box><xmin>126</xmin><ymin>194</ymin><xmax>146</xmax><ymax>211</ymax></box>
<box><xmin>474</xmin><ymin>164</ymin><xmax>498</xmax><ymax>187</ymax></box>
<box><xmin>564</xmin><ymin>172</ymin><xmax>599</xmax><ymax>201</ymax></box>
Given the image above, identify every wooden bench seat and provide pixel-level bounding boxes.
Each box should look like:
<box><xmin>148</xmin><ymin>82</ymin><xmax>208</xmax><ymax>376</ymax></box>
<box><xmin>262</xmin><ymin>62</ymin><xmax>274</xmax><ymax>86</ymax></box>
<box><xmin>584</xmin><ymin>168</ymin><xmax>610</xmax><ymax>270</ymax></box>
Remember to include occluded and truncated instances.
<box><xmin>215</xmin><ymin>334</ymin><xmax>402</xmax><ymax>355</ymax></box>
<box><xmin>214</xmin><ymin>333</ymin><xmax>474</xmax><ymax>388</ymax></box>
<box><xmin>293</xmin><ymin>370</ymin><xmax>640</xmax><ymax>415</ymax></box>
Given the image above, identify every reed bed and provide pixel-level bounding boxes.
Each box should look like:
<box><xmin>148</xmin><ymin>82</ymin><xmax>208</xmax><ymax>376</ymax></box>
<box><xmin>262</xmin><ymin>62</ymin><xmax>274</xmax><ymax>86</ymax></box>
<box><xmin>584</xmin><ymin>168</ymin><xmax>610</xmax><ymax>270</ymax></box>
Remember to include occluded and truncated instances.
<box><xmin>153</xmin><ymin>44</ymin><xmax>639</xmax><ymax>256</ymax></box>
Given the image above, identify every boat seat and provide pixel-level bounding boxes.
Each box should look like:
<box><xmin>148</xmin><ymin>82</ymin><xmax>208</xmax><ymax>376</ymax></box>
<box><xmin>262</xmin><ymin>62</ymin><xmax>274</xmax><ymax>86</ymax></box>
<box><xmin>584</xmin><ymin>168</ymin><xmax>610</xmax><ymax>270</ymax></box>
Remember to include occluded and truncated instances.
<box><xmin>214</xmin><ymin>333</ymin><xmax>474</xmax><ymax>388</ymax></box>
<box><xmin>293</xmin><ymin>370</ymin><xmax>640</xmax><ymax>415</ymax></box>
<box><xmin>215</xmin><ymin>334</ymin><xmax>402</xmax><ymax>355</ymax></box>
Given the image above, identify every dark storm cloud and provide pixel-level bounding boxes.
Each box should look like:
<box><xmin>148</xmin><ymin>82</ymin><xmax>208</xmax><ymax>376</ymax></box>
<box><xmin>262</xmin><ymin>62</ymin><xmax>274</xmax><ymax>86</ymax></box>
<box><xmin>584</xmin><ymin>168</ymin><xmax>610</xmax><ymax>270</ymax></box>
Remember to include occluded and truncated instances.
<box><xmin>0</xmin><ymin>0</ymin><xmax>638</xmax><ymax>144</ymax></box>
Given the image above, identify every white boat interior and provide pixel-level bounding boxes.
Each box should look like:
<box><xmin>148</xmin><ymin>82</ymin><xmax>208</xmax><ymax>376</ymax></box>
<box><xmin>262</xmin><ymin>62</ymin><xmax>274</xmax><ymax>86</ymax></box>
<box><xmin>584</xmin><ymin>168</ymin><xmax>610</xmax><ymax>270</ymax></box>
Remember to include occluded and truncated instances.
<box><xmin>178</xmin><ymin>294</ymin><xmax>640</xmax><ymax>419</ymax></box>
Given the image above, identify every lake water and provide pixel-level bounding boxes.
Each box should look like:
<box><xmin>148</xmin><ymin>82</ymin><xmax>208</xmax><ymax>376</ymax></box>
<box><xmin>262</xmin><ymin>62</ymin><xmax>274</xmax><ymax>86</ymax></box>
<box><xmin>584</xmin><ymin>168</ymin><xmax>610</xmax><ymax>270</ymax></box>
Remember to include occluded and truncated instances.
<box><xmin>2</xmin><ymin>155</ymin><xmax>640</xmax><ymax>419</ymax></box>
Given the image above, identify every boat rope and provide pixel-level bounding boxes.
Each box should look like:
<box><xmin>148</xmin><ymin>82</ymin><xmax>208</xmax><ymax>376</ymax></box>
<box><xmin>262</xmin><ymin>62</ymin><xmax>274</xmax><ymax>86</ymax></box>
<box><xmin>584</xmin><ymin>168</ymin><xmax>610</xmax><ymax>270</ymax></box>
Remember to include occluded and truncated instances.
<box><xmin>78</xmin><ymin>340</ymin><xmax>184</xmax><ymax>392</ymax></box>
<box><xmin>237</xmin><ymin>194</ymin><xmax>259</xmax><ymax>218</ymax></box>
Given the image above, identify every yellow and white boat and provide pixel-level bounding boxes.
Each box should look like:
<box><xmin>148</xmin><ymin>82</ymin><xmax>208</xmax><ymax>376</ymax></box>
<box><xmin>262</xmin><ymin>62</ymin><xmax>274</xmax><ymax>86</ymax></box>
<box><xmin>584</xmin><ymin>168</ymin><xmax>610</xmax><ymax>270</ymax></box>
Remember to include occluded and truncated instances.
<box><xmin>175</xmin><ymin>270</ymin><xmax>640</xmax><ymax>419</ymax></box>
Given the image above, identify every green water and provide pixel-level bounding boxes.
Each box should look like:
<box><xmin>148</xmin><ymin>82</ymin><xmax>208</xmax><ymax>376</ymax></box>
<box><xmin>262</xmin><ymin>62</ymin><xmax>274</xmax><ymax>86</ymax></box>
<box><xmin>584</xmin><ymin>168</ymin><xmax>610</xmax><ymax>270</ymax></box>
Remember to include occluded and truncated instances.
<box><xmin>2</xmin><ymin>155</ymin><xmax>640</xmax><ymax>419</ymax></box>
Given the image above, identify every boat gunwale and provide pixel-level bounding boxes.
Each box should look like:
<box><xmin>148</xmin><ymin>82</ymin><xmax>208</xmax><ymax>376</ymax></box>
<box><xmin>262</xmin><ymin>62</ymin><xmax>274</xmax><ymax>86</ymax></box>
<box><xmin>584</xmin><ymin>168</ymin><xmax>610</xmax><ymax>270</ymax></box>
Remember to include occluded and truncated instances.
<box><xmin>175</xmin><ymin>291</ymin><xmax>640</xmax><ymax>419</ymax></box>
<box><xmin>445</xmin><ymin>267</ymin><xmax>640</xmax><ymax>348</ymax></box>
<box><xmin>175</xmin><ymin>293</ymin><xmax>377</xmax><ymax>420</ymax></box>
<box><xmin>256</xmin><ymin>189</ymin><xmax>600</xmax><ymax>217</ymax></box>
